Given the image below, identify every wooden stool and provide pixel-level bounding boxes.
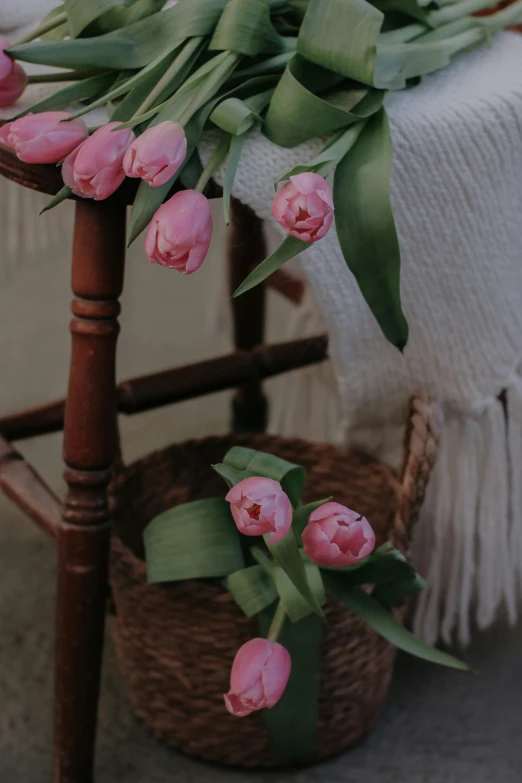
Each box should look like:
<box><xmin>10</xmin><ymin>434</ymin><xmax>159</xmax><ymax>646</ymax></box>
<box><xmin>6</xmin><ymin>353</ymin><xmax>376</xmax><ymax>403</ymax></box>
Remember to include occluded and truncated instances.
<box><xmin>0</xmin><ymin>144</ymin><xmax>327</xmax><ymax>783</ymax></box>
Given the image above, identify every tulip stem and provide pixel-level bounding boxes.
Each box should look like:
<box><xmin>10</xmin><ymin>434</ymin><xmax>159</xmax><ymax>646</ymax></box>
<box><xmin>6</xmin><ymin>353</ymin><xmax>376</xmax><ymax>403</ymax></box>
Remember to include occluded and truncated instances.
<box><xmin>267</xmin><ymin>601</ymin><xmax>286</xmax><ymax>643</ymax></box>
<box><xmin>133</xmin><ymin>37</ymin><xmax>205</xmax><ymax>119</ymax></box>
<box><xmin>195</xmin><ymin>135</ymin><xmax>230</xmax><ymax>193</ymax></box>
<box><xmin>27</xmin><ymin>71</ymin><xmax>96</xmax><ymax>85</ymax></box>
<box><xmin>12</xmin><ymin>11</ymin><xmax>68</xmax><ymax>46</ymax></box>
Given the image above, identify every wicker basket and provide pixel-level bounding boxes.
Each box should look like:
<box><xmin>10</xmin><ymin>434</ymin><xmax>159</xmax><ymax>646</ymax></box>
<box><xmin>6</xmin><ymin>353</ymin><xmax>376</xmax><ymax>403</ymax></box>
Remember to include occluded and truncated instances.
<box><xmin>109</xmin><ymin>396</ymin><xmax>439</xmax><ymax>767</ymax></box>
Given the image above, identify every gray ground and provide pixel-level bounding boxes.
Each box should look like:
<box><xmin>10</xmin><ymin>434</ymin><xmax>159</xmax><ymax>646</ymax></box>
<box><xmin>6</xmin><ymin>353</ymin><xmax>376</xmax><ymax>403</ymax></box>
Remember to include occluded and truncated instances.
<box><xmin>1</xmin><ymin>427</ymin><xmax>521</xmax><ymax>783</ymax></box>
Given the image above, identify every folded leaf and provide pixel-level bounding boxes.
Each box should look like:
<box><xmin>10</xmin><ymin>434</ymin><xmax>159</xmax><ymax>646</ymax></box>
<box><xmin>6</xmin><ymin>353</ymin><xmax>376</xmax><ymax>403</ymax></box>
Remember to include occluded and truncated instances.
<box><xmin>210</xmin><ymin>87</ymin><xmax>274</xmax><ymax>135</ymax></box>
<box><xmin>259</xmin><ymin>607</ymin><xmax>323</xmax><ymax>762</ymax></box>
<box><xmin>144</xmin><ymin>498</ymin><xmax>244</xmax><ymax>583</ymax></box>
<box><xmin>334</xmin><ymin>107</ymin><xmax>409</xmax><ymax>350</ymax></box>
<box><xmin>264</xmin><ymin>55</ymin><xmax>384</xmax><ymax>147</ymax></box>
<box><xmin>226</xmin><ymin>564</ymin><xmax>278</xmax><ymax>616</ymax></box>
<box><xmin>217</xmin><ymin>445</ymin><xmax>306</xmax><ymax>508</ymax></box>
<box><xmin>324</xmin><ymin>576</ymin><xmax>471</xmax><ymax>670</ymax></box>
<box><xmin>297</xmin><ymin>0</ymin><xmax>383</xmax><ymax>85</ymax></box>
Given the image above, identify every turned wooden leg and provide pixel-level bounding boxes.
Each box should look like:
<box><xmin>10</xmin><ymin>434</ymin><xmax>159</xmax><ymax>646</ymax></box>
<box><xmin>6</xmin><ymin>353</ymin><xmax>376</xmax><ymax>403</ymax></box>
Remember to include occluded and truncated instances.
<box><xmin>228</xmin><ymin>198</ymin><xmax>268</xmax><ymax>433</ymax></box>
<box><xmin>54</xmin><ymin>200</ymin><xmax>125</xmax><ymax>783</ymax></box>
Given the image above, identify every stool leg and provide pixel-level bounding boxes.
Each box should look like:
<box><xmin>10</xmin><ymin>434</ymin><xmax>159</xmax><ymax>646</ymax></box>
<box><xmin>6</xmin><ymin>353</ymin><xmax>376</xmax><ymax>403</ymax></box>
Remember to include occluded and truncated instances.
<box><xmin>228</xmin><ymin>198</ymin><xmax>268</xmax><ymax>433</ymax></box>
<box><xmin>53</xmin><ymin>200</ymin><xmax>125</xmax><ymax>783</ymax></box>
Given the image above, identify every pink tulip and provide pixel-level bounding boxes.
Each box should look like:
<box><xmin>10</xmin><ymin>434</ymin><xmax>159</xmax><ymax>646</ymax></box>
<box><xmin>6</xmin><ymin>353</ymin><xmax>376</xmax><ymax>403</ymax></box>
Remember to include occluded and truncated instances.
<box><xmin>224</xmin><ymin>638</ymin><xmax>291</xmax><ymax>717</ymax></box>
<box><xmin>302</xmin><ymin>501</ymin><xmax>375</xmax><ymax>568</ymax></box>
<box><xmin>123</xmin><ymin>121</ymin><xmax>187</xmax><ymax>187</ymax></box>
<box><xmin>62</xmin><ymin>121</ymin><xmax>135</xmax><ymax>200</ymax></box>
<box><xmin>225</xmin><ymin>476</ymin><xmax>292</xmax><ymax>544</ymax></box>
<box><xmin>0</xmin><ymin>39</ymin><xmax>27</xmax><ymax>108</ymax></box>
<box><xmin>144</xmin><ymin>190</ymin><xmax>212</xmax><ymax>274</ymax></box>
<box><xmin>4</xmin><ymin>111</ymin><xmax>88</xmax><ymax>164</ymax></box>
<box><xmin>272</xmin><ymin>172</ymin><xmax>334</xmax><ymax>242</ymax></box>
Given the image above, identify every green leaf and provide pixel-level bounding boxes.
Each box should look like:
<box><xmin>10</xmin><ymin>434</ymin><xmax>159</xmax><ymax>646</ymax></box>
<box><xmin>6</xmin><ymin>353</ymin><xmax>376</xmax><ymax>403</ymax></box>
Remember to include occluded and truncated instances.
<box><xmin>267</xmin><ymin>529</ymin><xmax>324</xmax><ymax>618</ymax></box>
<box><xmin>275</xmin><ymin>121</ymin><xmax>366</xmax><ymax>183</ymax></box>
<box><xmin>297</xmin><ymin>0</ymin><xmax>384</xmax><ymax>85</ymax></box>
<box><xmin>323</xmin><ymin>577</ymin><xmax>471</xmax><ymax>670</ymax></box>
<box><xmin>12</xmin><ymin>73</ymin><xmax>116</xmax><ymax>119</ymax></box>
<box><xmin>322</xmin><ymin>546</ymin><xmax>427</xmax><ymax>606</ymax></box>
<box><xmin>10</xmin><ymin>0</ymin><xmax>227</xmax><ymax>70</ymax></box>
<box><xmin>217</xmin><ymin>445</ymin><xmax>306</xmax><ymax>508</ymax></box>
<box><xmin>223</xmin><ymin>132</ymin><xmax>246</xmax><ymax>225</ymax></box>
<box><xmin>210</xmin><ymin>88</ymin><xmax>274</xmax><ymax>135</ymax></box>
<box><xmin>292</xmin><ymin>498</ymin><xmax>331</xmax><ymax>544</ymax></box>
<box><xmin>84</xmin><ymin>0</ymin><xmax>168</xmax><ymax>35</ymax></box>
<box><xmin>260</xmin><ymin>607</ymin><xmax>323</xmax><ymax>762</ymax></box>
<box><xmin>232</xmin><ymin>235</ymin><xmax>309</xmax><ymax>298</ymax></box>
<box><xmin>274</xmin><ymin>560</ymin><xmax>325</xmax><ymax>622</ymax></box>
<box><xmin>372</xmin><ymin>569</ymin><xmax>427</xmax><ymax>607</ymax></box>
<box><xmin>225</xmin><ymin>564</ymin><xmax>278</xmax><ymax>616</ymax></box>
<box><xmin>264</xmin><ymin>55</ymin><xmax>384</xmax><ymax>147</ymax></box>
<box><xmin>374</xmin><ymin>27</ymin><xmax>484</xmax><ymax>90</ymax></box>
<box><xmin>144</xmin><ymin>498</ymin><xmax>244</xmax><ymax>583</ymax></box>
<box><xmin>64</xmin><ymin>0</ymin><xmax>136</xmax><ymax>37</ymax></box>
<box><xmin>334</xmin><ymin>107</ymin><xmax>409</xmax><ymax>350</ymax></box>
<box><xmin>40</xmin><ymin>186</ymin><xmax>71</xmax><ymax>214</ymax></box>
<box><xmin>209</xmin><ymin>0</ymin><xmax>287</xmax><ymax>56</ymax></box>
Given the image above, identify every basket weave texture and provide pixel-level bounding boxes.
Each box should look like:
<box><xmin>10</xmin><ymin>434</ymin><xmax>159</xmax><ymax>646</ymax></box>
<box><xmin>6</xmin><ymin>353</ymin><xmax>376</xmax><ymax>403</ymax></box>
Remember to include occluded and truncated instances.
<box><xmin>109</xmin><ymin>396</ymin><xmax>439</xmax><ymax>767</ymax></box>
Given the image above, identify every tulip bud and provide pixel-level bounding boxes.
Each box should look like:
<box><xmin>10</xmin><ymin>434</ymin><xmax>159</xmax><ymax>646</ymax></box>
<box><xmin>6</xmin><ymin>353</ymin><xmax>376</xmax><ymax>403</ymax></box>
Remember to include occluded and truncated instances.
<box><xmin>4</xmin><ymin>111</ymin><xmax>88</xmax><ymax>164</ymax></box>
<box><xmin>123</xmin><ymin>121</ymin><xmax>187</xmax><ymax>187</ymax></box>
<box><xmin>0</xmin><ymin>39</ymin><xmax>26</xmax><ymax>108</ymax></box>
<box><xmin>302</xmin><ymin>502</ymin><xmax>375</xmax><ymax>568</ymax></box>
<box><xmin>225</xmin><ymin>476</ymin><xmax>292</xmax><ymax>544</ymax></box>
<box><xmin>62</xmin><ymin>121</ymin><xmax>135</xmax><ymax>200</ymax></box>
<box><xmin>144</xmin><ymin>190</ymin><xmax>213</xmax><ymax>274</ymax></box>
<box><xmin>224</xmin><ymin>638</ymin><xmax>291</xmax><ymax>717</ymax></box>
<box><xmin>272</xmin><ymin>172</ymin><xmax>334</xmax><ymax>242</ymax></box>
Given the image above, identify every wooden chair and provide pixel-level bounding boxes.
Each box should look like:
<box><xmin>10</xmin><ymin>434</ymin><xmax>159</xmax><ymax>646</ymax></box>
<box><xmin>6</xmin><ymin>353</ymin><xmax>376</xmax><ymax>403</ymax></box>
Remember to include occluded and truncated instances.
<box><xmin>0</xmin><ymin>144</ymin><xmax>328</xmax><ymax>783</ymax></box>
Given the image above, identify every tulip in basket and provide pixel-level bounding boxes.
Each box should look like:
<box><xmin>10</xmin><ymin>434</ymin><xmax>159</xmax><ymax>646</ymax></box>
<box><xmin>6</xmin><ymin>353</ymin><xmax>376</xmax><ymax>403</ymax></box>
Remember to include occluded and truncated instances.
<box><xmin>109</xmin><ymin>405</ymin><xmax>469</xmax><ymax>767</ymax></box>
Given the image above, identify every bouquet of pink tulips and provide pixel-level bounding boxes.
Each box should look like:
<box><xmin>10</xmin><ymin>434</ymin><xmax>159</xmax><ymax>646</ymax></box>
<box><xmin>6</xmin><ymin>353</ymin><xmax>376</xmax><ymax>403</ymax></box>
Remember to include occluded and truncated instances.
<box><xmin>143</xmin><ymin>445</ymin><xmax>468</xmax><ymax>757</ymax></box>
<box><xmin>1</xmin><ymin>0</ymin><xmax>521</xmax><ymax>350</ymax></box>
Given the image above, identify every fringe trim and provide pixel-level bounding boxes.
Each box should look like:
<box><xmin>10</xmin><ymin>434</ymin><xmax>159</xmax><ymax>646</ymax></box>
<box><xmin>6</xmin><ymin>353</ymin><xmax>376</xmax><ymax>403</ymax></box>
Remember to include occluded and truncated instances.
<box><xmin>413</xmin><ymin>388</ymin><xmax>522</xmax><ymax>646</ymax></box>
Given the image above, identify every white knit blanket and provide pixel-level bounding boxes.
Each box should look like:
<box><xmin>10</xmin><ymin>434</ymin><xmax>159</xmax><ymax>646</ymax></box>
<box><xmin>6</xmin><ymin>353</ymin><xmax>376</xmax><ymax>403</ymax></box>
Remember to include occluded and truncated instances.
<box><xmin>2</xmin><ymin>2</ymin><xmax>522</xmax><ymax>644</ymax></box>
